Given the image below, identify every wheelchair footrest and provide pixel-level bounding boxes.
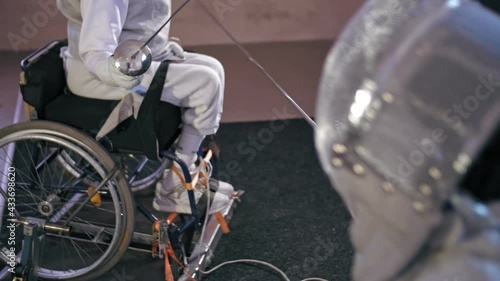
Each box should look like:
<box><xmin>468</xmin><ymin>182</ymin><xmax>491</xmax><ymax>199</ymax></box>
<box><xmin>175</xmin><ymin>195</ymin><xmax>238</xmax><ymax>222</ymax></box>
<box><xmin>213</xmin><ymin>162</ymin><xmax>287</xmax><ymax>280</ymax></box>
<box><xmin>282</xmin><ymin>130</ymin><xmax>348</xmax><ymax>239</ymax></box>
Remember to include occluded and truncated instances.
<box><xmin>178</xmin><ymin>190</ymin><xmax>244</xmax><ymax>281</ymax></box>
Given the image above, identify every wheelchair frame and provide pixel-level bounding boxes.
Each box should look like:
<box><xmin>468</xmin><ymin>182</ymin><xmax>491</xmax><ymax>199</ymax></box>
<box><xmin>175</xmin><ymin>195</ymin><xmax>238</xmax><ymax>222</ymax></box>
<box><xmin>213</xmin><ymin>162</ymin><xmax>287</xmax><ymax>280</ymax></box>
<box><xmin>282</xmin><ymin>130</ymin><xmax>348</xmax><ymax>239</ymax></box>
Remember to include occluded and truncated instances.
<box><xmin>0</xmin><ymin>40</ymin><xmax>242</xmax><ymax>281</ymax></box>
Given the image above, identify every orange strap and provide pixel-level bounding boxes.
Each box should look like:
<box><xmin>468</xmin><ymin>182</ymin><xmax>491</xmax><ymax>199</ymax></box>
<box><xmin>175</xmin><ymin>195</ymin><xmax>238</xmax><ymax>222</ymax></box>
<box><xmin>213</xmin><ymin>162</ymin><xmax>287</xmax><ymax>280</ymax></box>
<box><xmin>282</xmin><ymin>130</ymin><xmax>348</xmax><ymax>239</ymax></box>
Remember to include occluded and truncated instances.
<box><xmin>164</xmin><ymin>249</ymin><xmax>174</xmax><ymax>281</ymax></box>
<box><xmin>87</xmin><ymin>186</ymin><xmax>102</xmax><ymax>207</ymax></box>
<box><xmin>215</xmin><ymin>211</ymin><xmax>230</xmax><ymax>234</ymax></box>
<box><xmin>199</xmin><ymin>166</ymin><xmax>208</xmax><ymax>187</ymax></box>
<box><xmin>203</xmin><ymin>149</ymin><xmax>213</xmax><ymax>163</ymax></box>
<box><xmin>172</xmin><ymin>150</ymin><xmax>213</xmax><ymax>191</ymax></box>
<box><xmin>172</xmin><ymin>165</ymin><xmax>195</xmax><ymax>191</ymax></box>
<box><xmin>166</xmin><ymin>213</ymin><xmax>178</xmax><ymax>224</ymax></box>
<box><xmin>166</xmin><ymin>243</ymin><xmax>197</xmax><ymax>281</ymax></box>
<box><xmin>200</xmin><ymin>150</ymin><xmax>212</xmax><ymax>187</ymax></box>
<box><xmin>167</xmin><ymin>246</ymin><xmax>183</xmax><ymax>269</ymax></box>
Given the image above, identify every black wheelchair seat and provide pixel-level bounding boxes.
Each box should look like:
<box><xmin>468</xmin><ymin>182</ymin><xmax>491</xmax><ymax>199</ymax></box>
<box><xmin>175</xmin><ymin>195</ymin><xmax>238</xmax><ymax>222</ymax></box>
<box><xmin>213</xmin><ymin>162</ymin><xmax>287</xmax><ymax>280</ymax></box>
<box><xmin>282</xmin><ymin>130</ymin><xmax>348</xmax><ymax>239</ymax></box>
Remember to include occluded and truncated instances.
<box><xmin>20</xmin><ymin>40</ymin><xmax>181</xmax><ymax>157</ymax></box>
<box><xmin>45</xmin><ymin>91</ymin><xmax>181</xmax><ymax>155</ymax></box>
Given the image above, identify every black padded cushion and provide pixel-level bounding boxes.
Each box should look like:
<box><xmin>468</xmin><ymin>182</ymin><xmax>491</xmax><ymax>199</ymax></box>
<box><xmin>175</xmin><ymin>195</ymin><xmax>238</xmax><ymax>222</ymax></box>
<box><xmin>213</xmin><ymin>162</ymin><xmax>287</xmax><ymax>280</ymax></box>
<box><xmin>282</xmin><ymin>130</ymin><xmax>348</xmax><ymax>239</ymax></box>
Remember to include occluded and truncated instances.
<box><xmin>45</xmin><ymin>93</ymin><xmax>181</xmax><ymax>154</ymax></box>
<box><xmin>21</xmin><ymin>40</ymin><xmax>182</xmax><ymax>156</ymax></box>
<box><xmin>20</xmin><ymin>40</ymin><xmax>67</xmax><ymax>118</ymax></box>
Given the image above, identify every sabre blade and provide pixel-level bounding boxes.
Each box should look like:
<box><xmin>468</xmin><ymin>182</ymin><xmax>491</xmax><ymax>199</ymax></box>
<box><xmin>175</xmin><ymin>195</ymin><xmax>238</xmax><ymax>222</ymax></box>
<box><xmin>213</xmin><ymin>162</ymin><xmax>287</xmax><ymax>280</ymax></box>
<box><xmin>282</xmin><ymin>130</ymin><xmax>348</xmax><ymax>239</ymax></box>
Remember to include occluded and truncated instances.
<box><xmin>126</xmin><ymin>0</ymin><xmax>317</xmax><ymax>129</ymax></box>
<box><xmin>133</xmin><ymin>0</ymin><xmax>193</xmax><ymax>56</ymax></box>
<box><xmin>194</xmin><ymin>0</ymin><xmax>317</xmax><ymax>129</ymax></box>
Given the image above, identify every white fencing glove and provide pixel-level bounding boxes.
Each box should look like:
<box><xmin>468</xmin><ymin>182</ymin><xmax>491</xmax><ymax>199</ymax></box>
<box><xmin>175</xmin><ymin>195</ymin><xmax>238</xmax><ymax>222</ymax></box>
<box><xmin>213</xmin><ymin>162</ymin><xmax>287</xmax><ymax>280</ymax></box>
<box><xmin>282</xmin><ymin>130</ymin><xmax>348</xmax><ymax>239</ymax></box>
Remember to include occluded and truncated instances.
<box><xmin>107</xmin><ymin>56</ymin><xmax>143</xmax><ymax>89</ymax></box>
<box><xmin>164</xmin><ymin>40</ymin><xmax>186</xmax><ymax>62</ymax></box>
<box><xmin>82</xmin><ymin>51</ymin><xmax>143</xmax><ymax>90</ymax></box>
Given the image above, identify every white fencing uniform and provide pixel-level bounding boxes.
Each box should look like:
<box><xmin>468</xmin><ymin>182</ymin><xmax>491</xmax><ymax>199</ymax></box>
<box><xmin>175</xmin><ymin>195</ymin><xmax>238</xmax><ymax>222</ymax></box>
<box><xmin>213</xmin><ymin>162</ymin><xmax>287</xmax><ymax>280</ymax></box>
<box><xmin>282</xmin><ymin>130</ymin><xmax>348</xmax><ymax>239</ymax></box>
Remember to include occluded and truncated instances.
<box><xmin>58</xmin><ymin>0</ymin><xmax>233</xmax><ymax>214</ymax></box>
<box><xmin>57</xmin><ymin>0</ymin><xmax>224</xmax><ymax>136</ymax></box>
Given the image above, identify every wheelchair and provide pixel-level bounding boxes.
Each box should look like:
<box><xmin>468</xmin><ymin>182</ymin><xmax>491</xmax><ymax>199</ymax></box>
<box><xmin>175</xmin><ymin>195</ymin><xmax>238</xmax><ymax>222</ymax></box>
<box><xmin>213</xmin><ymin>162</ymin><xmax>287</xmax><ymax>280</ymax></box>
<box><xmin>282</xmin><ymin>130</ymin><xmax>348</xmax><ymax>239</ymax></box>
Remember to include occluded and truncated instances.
<box><xmin>0</xmin><ymin>40</ymin><xmax>241</xmax><ymax>281</ymax></box>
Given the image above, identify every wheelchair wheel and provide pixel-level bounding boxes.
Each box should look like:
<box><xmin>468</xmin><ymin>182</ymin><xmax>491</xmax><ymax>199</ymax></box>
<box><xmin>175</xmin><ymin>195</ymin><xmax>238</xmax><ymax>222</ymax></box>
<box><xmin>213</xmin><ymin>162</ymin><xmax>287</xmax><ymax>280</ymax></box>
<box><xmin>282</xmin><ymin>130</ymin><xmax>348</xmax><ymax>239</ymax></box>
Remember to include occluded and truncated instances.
<box><xmin>0</xmin><ymin>121</ymin><xmax>134</xmax><ymax>280</ymax></box>
<box><xmin>116</xmin><ymin>154</ymin><xmax>168</xmax><ymax>192</ymax></box>
<box><xmin>58</xmin><ymin>151</ymin><xmax>167</xmax><ymax>193</ymax></box>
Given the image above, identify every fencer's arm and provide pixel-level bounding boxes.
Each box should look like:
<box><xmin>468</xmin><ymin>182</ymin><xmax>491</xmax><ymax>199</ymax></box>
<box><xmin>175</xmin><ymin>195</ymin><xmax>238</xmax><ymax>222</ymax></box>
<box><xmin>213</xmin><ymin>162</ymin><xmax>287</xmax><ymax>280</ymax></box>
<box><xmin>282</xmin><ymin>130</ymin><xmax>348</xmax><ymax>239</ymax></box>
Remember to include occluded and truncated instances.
<box><xmin>79</xmin><ymin>0</ymin><xmax>140</xmax><ymax>88</ymax></box>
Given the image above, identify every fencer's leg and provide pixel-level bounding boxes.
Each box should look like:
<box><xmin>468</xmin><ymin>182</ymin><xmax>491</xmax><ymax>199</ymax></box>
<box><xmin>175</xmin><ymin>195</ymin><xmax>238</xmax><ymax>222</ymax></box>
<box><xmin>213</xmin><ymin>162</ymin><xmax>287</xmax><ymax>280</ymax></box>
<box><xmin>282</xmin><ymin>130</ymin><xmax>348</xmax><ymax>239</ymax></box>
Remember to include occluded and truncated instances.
<box><xmin>182</xmin><ymin>52</ymin><xmax>226</xmax><ymax>112</ymax></box>
<box><xmin>153</xmin><ymin>63</ymin><xmax>230</xmax><ymax>214</ymax></box>
<box><xmin>179</xmin><ymin>54</ymin><xmax>235</xmax><ymax>198</ymax></box>
<box><xmin>183</xmin><ymin>52</ymin><xmax>225</xmax><ymax>90</ymax></box>
<box><xmin>160</xmin><ymin>63</ymin><xmax>223</xmax><ymax>138</ymax></box>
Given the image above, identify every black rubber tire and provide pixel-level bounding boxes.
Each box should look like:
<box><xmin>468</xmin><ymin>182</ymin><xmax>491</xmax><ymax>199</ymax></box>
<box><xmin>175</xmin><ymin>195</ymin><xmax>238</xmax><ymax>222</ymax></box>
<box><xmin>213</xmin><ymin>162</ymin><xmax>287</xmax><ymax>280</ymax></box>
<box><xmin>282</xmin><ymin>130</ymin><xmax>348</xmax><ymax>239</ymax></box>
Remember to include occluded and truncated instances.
<box><xmin>0</xmin><ymin>121</ymin><xmax>135</xmax><ymax>281</ymax></box>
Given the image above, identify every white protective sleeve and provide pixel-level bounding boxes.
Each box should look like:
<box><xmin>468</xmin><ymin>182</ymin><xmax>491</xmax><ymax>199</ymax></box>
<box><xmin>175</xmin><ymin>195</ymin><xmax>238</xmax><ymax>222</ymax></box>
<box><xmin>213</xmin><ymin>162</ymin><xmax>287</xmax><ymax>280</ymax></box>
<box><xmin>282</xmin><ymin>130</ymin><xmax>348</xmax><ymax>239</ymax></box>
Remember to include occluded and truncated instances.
<box><xmin>78</xmin><ymin>0</ymin><xmax>132</xmax><ymax>88</ymax></box>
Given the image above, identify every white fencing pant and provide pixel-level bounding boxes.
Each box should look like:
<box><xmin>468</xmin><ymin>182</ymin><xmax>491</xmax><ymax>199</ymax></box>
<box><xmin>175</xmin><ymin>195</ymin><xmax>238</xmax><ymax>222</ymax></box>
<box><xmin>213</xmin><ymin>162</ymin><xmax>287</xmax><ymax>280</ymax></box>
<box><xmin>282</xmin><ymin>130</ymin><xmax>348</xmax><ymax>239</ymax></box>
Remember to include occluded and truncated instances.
<box><xmin>159</xmin><ymin>52</ymin><xmax>225</xmax><ymax>136</ymax></box>
<box><xmin>65</xmin><ymin>51</ymin><xmax>225</xmax><ymax>137</ymax></box>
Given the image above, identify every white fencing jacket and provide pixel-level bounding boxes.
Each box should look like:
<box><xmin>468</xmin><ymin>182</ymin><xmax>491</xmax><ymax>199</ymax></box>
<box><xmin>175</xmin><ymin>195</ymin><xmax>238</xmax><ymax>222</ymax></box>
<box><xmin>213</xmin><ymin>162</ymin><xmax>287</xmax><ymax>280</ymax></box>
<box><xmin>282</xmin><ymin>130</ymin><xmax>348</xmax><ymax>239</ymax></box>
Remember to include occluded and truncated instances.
<box><xmin>57</xmin><ymin>0</ymin><xmax>224</xmax><ymax>138</ymax></box>
<box><xmin>57</xmin><ymin>0</ymin><xmax>172</xmax><ymax>100</ymax></box>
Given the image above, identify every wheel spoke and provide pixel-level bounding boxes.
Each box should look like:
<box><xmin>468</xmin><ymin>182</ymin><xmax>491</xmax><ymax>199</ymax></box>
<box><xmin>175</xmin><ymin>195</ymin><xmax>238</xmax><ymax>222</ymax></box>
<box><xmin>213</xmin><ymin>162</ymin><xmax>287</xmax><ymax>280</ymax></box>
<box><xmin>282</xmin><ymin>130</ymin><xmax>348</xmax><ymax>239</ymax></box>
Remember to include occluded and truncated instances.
<box><xmin>0</xmin><ymin>125</ymin><xmax>132</xmax><ymax>280</ymax></box>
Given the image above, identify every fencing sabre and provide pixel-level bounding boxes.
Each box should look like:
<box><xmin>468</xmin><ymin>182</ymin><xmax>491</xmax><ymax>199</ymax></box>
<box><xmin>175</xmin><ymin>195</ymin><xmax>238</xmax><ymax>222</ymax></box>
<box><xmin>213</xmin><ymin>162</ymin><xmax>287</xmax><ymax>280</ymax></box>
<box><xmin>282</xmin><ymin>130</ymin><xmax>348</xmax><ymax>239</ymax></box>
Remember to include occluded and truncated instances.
<box><xmin>112</xmin><ymin>0</ymin><xmax>192</xmax><ymax>76</ymax></box>
<box><xmin>112</xmin><ymin>0</ymin><xmax>317</xmax><ymax>129</ymax></box>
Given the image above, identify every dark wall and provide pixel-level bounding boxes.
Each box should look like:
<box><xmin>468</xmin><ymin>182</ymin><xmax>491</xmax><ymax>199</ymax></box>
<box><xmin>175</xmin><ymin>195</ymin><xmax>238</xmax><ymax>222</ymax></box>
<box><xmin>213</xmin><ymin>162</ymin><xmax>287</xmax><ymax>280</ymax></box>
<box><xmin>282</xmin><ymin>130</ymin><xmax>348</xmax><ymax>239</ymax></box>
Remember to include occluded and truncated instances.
<box><xmin>479</xmin><ymin>0</ymin><xmax>500</xmax><ymax>14</ymax></box>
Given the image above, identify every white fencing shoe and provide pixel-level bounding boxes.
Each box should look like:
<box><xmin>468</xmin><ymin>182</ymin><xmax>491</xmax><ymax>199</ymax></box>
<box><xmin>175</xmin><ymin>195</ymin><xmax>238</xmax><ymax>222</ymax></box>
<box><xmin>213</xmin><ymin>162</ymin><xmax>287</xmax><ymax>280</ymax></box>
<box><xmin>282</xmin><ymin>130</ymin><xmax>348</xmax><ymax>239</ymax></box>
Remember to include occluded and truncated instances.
<box><xmin>207</xmin><ymin>179</ymin><xmax>235</xmax><ymax>214</ymax></box>
<box><xmin>209</xmin><ymin>178</ymin><xmax>234</xmax><ymax>196</ymax></box>
<box><xmin>153</xmin><ymin>150</ymin><xmax>212</xmax><ymax>213</ymax></box>
<box><xmin>154</xmin><ymin>156</ymin><xmax>237</xmax><ymax>215</ymax></box>
<box><xmin>153</xmin><ymin>164</ymin><xmax>205</xmax><ymax>214</ymax></box>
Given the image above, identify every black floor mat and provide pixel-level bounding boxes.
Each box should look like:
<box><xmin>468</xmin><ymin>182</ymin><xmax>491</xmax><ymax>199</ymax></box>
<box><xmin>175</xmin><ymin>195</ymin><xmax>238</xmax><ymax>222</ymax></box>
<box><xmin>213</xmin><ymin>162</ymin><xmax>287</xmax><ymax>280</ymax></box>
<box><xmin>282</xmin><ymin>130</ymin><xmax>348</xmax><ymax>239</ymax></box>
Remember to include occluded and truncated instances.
<box><xmin>95</xmin><ymin>119</ymin><xmax>353</xmax><ymax>281</ymax></box>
